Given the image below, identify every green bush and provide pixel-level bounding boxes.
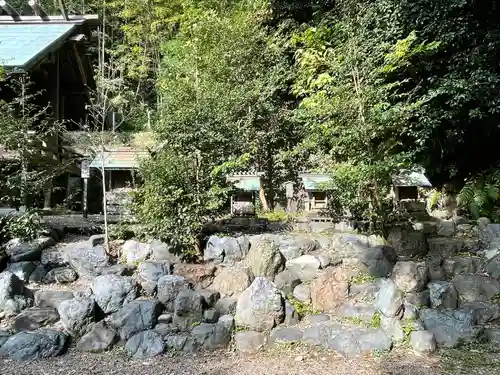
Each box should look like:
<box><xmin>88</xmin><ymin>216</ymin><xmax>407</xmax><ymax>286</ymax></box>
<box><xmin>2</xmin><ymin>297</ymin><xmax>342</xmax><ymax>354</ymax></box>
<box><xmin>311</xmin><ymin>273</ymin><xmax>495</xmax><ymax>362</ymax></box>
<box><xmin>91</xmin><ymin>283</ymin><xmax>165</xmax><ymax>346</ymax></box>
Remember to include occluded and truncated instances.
<box><xmin>1</xmin><ymin>211</ymin><xmax>44</xmax><ymax>241</ymax></box>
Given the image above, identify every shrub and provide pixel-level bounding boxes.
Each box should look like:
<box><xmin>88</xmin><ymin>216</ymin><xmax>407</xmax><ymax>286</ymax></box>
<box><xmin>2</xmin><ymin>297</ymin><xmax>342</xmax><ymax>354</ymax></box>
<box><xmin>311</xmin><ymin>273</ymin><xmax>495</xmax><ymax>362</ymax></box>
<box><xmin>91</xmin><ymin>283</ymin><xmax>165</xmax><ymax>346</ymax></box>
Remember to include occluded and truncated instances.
<box><xmin>1</xmin><ymin>211</ymin><xmax>44</xmax><ymax>241</ymax></box>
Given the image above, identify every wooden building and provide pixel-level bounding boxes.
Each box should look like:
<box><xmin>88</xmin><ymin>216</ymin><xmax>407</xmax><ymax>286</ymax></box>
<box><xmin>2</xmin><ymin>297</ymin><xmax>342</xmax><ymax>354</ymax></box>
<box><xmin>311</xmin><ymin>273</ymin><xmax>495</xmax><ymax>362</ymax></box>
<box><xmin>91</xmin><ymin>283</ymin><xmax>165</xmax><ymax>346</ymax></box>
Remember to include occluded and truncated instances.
<box><xmin>298</xmin><ymin>173</ymin><xmax>333</xmax><ymax>212</ymax></box>
<box><xmin>226</xmin><ymin>172</ymin><xmax>263</xmax><ymax>215</ymax></box>
<box><xmin>0</xmin><ymin>2</ymin><xmax>98</xmax><ymax>210</ymax></box>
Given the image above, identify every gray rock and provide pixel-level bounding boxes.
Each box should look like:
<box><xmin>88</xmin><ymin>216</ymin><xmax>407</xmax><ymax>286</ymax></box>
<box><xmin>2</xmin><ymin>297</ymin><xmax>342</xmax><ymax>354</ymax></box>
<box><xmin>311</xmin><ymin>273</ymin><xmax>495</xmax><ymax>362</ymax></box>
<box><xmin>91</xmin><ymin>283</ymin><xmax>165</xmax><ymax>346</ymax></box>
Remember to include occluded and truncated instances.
<box><xmin>12</xmin><ymin>307</ymin><xmax>60</xmax><ymax>332</ymax></box>
<box><xmin>40</xmin><ymin>247</ymin><xmax>67</xmax><ymax>268</ymax></box>
<box><xmin>316</xmin><ymin>254</ymin><xmax>331</xmax><ymax>268</ymax></box>
<box><xmin>349</xmin><ymin>282</ymin><xmax>380</xmax><ymax>302</ymax></box>
<box><xmin>269</xmin><ymin>327</ymin><xmax>303</xmax><ymax>344</ymax></box>
<box><xmin>203</xmin><ymin>308</ymin><xmax>220</xmax><ymax>323</ymax></box>
<box><xmin>91</xmin><ymin>274</ymin><xmax>138</xmax><ymax>314</ymax></box>
<box><xmin>292</xmin><ymin>284</ymin><xmax>311</xmax><ymax>303</ymax></box>
<box><xmin>215</xmin><ymin>297</ymin><xmax>237</xmax><ymax>315</ymax></box>
<box><xmin>391</xmin><ymin>261</ymin><xmax>428</xmax><ymax>293</ymax></box>
<box><xmin>428</xmin><ymin>263</ymin><xmax>445</xmax><ymax>281</ymax></box>
<box><xmin>149</xmin><ymin>240</ymin><xmax>181</xmax><ymax>263</ymax></box>
<box><xmin>374</xmin><ymin>279</ymin><xmax>404</xmax><ymax>318</ymax></box>
<box><xmin>191</xmin><ymin>316</ymin><xmax>234</xmax><ymax>350</ymax></box>
<box><xmin>158</xmin><ymin>313</ymin><xmax>173</xmax><ymax>324</ymax></box>
<box><xmin>460</xmin><ymin>302</ymin><xmax>500</xmax><ymax>324</ymax></box>
<box><xmin>410</xmin><ymin>330</ymin><xmax>436</xmax><ymax>353</ymax></box>
<box><xmin>0</xmin><ymin>329</ymin><xmax>10</xmax><ymax>347</ymax></box>
<box><xmin>76</xmin><ymin>322</ymin><xmax>117</xmax><ymax>353</ymax></box>
<box><xmin>235</xmin><ymin>277</ymin><xmax>284</xmax><ymax>332</ymax></box>
<box><xmin>205</xmin><ymin>235</ymin><xmax>250</xmax><ymax>264</ymax></box>
<box><xmin>302</xmin><ymin>314</ymin><xmax>330</xmax><ymax>325</ymax></box>
<box><xmin>57</xmin><ymin>297</ymin><xmax>95</xmax><ymax>333</ymax></box>
<box><xmin>451</xmin><ymin>274</ymin><xmax>500</xmax><ymax>303</ymax></box>
<box><xmin>125</xmin><ymin>330</ymin><xmax>165</xmax><ymax>359</ymax></box>
<box><xmin>121</xmin><ymin>240</ymin><xmax>152</xmax><ymax>265</ymax></box>
<box><xmin>66</xmin><ymin>243</ymin><xmax>110</xmax><ymax>276</ymax></box>
<box><xmin>357</xmin><ymin>245</ymin><xmax>398</xmax><ymax>278</ymax></box>
<box><xmin>29</xmin><ymin>265</ymin><xmax>48</xmax><ymax>284</ymax></box>
<box><xmin>380</xmin><ymin>315</ymin><xmax>405</xmax><ymax>341</ymax></box>
<box><xmin>0</xmin><ymin>329</ymin><xmax>67</xmax><ymax>360</ymax></box>
<box><xmin>429</xmin><ymin>281</ymin><xmax>458</xmax><ymax>309</ymax></box>
<box><xmin>173</xmin><ymin>263</ymin><xmax>216</xmax><ymax>289</ymax></box>
<box><xmin>0</xmin><ymin>271</ymin><xmax>32</xmax><ymax>315</ymax></box>
<box><xmin>101</xmin><ymin>264</ymin><xmax>135</xmax><ymax>276</ymax></box>
<box><xmin>484</xmin><ymin>254</ymin><xmax>500</xmax><ymax>280</ymax></box>
<box><xmin>173</xmin><ymin>289</ymin><xmax>203</xmax><ymax>330</ymax></box>
<box><xmin>486</xmin><ymin>328</ymin><xmax>500</xmax><ymax>348</ymax></box>
<box><xmin>427</xmin><ymin>238</ymin><xmax>463</xmax><ymax>262</ymax></box>
<box><xmin>164</xmin><ymin>333</ymin><xmax>197</xmax><ymax>352</ymax></box>
<box><xmin>245</xmin><ymin>237</ymin><xmax>285</xmax><ymax>279</ymax></box>
<box><xmin>34</xmin><ymin>290</ymin><xmax>74</xmax><ymax>309</ymax></box>
<box><xmin>335</xmin><ymin>302</ymin><xmax>377</xmax><ymax>321</ymax></box>
<box><xmin>234</xmin><ymin>331</ymin><xmax>267</xmax><ymax>354</ymax></box>
<box><xmin>210</xmin><ymin>264</ymin><xmax>253</xmax><ymax>297</ymax></box>
<box><xmin>43</xmin><ymin>267</ymin><xmax>78</xmax><ymax>284</ymax></box>
<box><xmin>136</xmin><ymin>261</ymin><xmax>170</xmax><ymax>295</ymax></box>
<box><xmin>479</xmin><ymin>223</ymin><xmax>500</xmax><ymax>251</ymax></box>
<box><xmin>109</xmin><ymin>299</ymin><xmax>162</xmax><ymax>340</ymax></box>
<box><xmin>199</xmin><ymin>289</ymin><xmax>220</xmax><ymax>308</ymax></box>
<box><xmin>437</xmin><ymin>220</ymin><xmax>456</xmax><ymax>237</ymax></box>
<box><xmin>278</xmin><ymin>237</ymin><xmax>319</xmax><ymax>261</ymax></box>
<box><xmin>274</xmin><ymin>269</ymin><xmax>301</xmax><ymax>296</ymax></box>
<box><xmin>283</xmin><ymin>300</ymin><xmax>300</xmax><ymax>325</ymax></box>
<box><xmin>443</xmin><ymin>257</ymin><xmax>482</xmax><ymax>279</ymax></box>
<box><xmin>154</xmin><ymin>323</ymin><xmax>179</xmax><ymax>338</ymax></box>
<box><xmin>5</xmin><ymin>238</ymin><xmax>50</xmax><ymax>262</ymax></box>
<box><xmin>286</xmin><ymin>255</ymin><xmax>321</xmax><ymax>282</ymax></box>
<box><xmin>7</xmin><ymin>262</ymin><xmax>37</xmax><ymax>283</ymax></box>
<box><xmin>405</xmin><ymin>290</ymin><xmax>430</xmax><ymax>308</ymax></box>
<box><xmin>419</xmin><ymin>308</ymin><xmax>480</xmax><ymax>347</ymax></box>
<box><xmin>388</xmin><ymin>226</ymin><xmax>427</xmax><ymax>258</ymax></box>
<box><xmin>88</xmin><ymin>234</ymin><xmax>106</xmax><ymax>247</ymax></box>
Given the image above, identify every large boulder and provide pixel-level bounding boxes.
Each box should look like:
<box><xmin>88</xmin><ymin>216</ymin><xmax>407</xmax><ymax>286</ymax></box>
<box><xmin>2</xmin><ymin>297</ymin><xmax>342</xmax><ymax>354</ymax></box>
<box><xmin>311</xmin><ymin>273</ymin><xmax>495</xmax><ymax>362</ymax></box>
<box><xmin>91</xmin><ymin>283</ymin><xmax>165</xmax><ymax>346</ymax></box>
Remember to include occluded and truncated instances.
<box><xmin>442</xmin><ymin>257</ymin><xmax>482</xmax><ymax>279</ymax></box>
<box><xmin>428</xmin><ymin>281</ymin><xmax>458</xmax><ymax>309</ymax></box>
<box><xmin>419</xmin><ymin>308</ymin><xmax>481</xmax><ymax>347</ymax></box>
<box><xmin>5</xmin><ymin>237</ymin><xmax>53</xmax><ymax>262</ymax></box>
<box><xmin>245</xmin><ymin>237</ymin><xmax>285</xmax><ymax>279</ymax></box>
<box><xmin>0</xmin><ymin>329</ymin><xmax>68</xmax><ymax>360</ymax></box>
<box><xmin>173</xmin><ymin>289</ymin><xmax>204</xmax><ymax>330</ymax></box>
<box><xmin>374</xmin><ymin>279</ymin><xmax>404</xmax><ymax>318</ymax></box>
<box><xmin>76</xmin><ymin>322</ymin><xmax>117</xmax><ymax>353</ymax></box>
<box><xmin>149</xmin><ymin>240</ymin><xmax>181</xmax><ymax>263</ymax></box>
<box><xmin>349</xmin><ymin>282</ymin><xmax>380</xmax><ymax>302</ymax></box>
<box><xmin>286</xmin><ymin>255</ymin><xmax>321</xmax><ymax>282</ymax></box>
<box><xmin>66</xmin><ymin>243</ymin><xmax>110</xmax><ymax>277</ymax></box>
<box><xmin>335</xmin><ymin>302</ymin><xmax>377</xmax><ymax>322</ymax></box>
<box><xmin>57</xmin><ymin>297</ymin><xmax>95</xmax><ymax>333</ymax></box>
<box><xmin>235</xmin><ymin>277</ymin><xmax>284</xmax><ymax>332</ymax></box>
<box><xmin>34</xmin><ymin>290</ymin><xmax>74</xmax><ymax>309</ymax></box>
<box><xmin>391</xmin><ymin>261</ymin><xmax>428</xmax><ymax>293</ymax></box>
<box><xmin>437</xmin><ymin>220</ymin><xmax>456</xmax><ymax>237</ymax></box>
<box><xmin>293</xmin><ymin>284</ymin><xmax>311</xmax><ymax>303</ymax></box>
<box><xmin>173</xmin><ymin>263</ymin><xmax>216</xmax><ymax>289</ymax></box>
<box><xmin>6</xmin><ymin>262</ymin><xmax>37</xmax><ymax>283</ymax></box>
<box><xmin>388</xmin><ymin>226</ymin><xmax>427</xmax><ymax>258</ymax></box>
<box><xmin>451</xmin><ymin>274</ymin><xmax>500</xmax><ymax>303</ymax></box>
<box><xmin>204</xmin><ymin>235</ymin><xmax>250</xmax><ymax>264</ymax></box>
<box><xmin>210</xmin><ymin>263</ymin><xmax>253</xmax><ymax>297</ymax></box>
<box><xmin>121</xmin><ymin>240</ymin><xmax>152</xmax><ymax>265</ymax></box>
<box><xmin>29</xmin><ymin>265</ymin><xmax>48</xmax><ymax>284</ymax></box>
<box><xmin>125</xmin><ymin>330</ymin><xmax>165</xmax><ymax>359</ymax></box>
<box><xmin>12</xmin><ymin>307</ymin><xmax>60</xmax><ymax>332</ymax></box>
<box><xmin>484</xmin><ymin>254</ymin><xmax>500</xmax><ymax>280</ymax></box>
<box><xmin>157</xmin><ymin>275</ymin><xmax>190</xmax><ymax>311</ymax></box>
<box><xmin>108</xmin><ymin>299</ymin><xmax>162</xmax><ymax>340</ymax></box>
<box><xmin>355</xmin><ymin>245</ymin><xmax>398</xmax><ymax>278</ymax></box>
<box><xmin>40</xmin><ymin>247</ymin><xmax>67</xmax><ymax>268</ymax></box>
<box><xmin>91</xmin><ymin>275</ymin><xmax>138</xmax><ymax>314</ymax></box>
<box><xmin>460</xmin><ymin>302</ymin><xmax>500</xmax><ymax>325</ymax></box>
<box><xmin>136</xmin><ymin>261</ymin><xmax>170</xmax><ymax>296</ymax></box>
<box><xmin>310</xmin><ymin>267</ymin><xmax>349</xmax><ymax>312</ymax></box>
<box><xmin>0</xmin><ymin>271</ymin><xmax>32</xmax><ymax>315</ymax></box>
<box><xmin>479</xmin><ymin>222</ymin><xmax>500</xmax><ymax>251</ymax></box>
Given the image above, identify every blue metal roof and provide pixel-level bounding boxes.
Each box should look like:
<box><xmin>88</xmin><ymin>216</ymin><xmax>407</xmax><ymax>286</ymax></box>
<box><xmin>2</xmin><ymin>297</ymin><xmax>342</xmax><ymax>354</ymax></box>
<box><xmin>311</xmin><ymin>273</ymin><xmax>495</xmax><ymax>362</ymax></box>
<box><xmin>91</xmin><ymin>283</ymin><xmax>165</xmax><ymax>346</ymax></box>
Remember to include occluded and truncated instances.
<box><xmin>0</xmin><ymin>24</ymin><xmax>76</xmax><ymax>70</ymax></box>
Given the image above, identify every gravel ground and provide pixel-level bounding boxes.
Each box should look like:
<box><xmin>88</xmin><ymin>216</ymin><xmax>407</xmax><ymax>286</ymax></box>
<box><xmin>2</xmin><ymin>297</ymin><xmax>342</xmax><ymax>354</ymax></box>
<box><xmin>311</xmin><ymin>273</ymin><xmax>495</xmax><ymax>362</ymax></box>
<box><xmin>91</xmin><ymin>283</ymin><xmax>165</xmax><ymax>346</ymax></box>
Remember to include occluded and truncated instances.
<box><xmin>0</xmin><ymin>347</ymin><xmax>443</xmax><ymax>375</ymax></box>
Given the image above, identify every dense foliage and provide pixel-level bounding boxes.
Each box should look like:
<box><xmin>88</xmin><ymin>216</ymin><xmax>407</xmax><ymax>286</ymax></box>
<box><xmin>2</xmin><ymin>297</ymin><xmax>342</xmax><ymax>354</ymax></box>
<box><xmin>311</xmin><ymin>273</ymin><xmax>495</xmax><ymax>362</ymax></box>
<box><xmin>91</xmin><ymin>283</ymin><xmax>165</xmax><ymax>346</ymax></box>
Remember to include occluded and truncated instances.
<box><xmin>4</xmin><ymin>0</ymin><xmax>500</xmax><ymax>250</ymax></box>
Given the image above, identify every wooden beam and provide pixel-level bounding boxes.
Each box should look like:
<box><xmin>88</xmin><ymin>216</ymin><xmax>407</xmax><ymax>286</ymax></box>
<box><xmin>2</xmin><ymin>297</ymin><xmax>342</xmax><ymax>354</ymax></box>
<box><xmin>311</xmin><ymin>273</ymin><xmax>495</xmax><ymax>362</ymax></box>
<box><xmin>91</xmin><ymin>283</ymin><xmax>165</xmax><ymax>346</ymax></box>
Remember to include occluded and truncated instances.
<box><xmin>0</xmin><ymin>14</ymin><xmax>99</xmax><ymax>24</ymax></box>
<box><xmin>58</xmin><ymin>0</ymin><xmax>68</xmax><ymax>21</ymax></box>
<box><xmin>28</xmin><ymin>0</ymin><xmax>49</xmax><ymax>21</ymax></box>
<box><xmin>0</xmin><ymin>0</ymin><xmax>20</xmax><ymax>21</ymax></box>
<box><xmin>71</xmin><ymin>43</ymin><xmax>88</xmax><ymax>86</ymax></box>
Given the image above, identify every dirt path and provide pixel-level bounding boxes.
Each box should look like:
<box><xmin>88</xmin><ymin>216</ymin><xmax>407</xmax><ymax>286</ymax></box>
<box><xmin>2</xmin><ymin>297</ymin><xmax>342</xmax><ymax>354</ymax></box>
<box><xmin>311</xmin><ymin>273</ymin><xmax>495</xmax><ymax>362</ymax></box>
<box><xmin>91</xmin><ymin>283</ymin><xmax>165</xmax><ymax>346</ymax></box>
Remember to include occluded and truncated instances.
<box><xmin>4</xmin><ymin>345</ymin><xmax>497</xmax><ymax>375</ymax></box>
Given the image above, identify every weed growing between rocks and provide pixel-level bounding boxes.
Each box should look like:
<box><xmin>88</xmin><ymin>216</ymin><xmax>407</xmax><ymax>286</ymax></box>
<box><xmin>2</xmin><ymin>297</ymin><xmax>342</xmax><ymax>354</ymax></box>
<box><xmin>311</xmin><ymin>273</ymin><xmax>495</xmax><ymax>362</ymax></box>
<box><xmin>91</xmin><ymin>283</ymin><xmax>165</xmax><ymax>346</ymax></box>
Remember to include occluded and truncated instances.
<box><xmin>287</xmin><ymin>296</ymin><xmax>319</xmax><ymax>317</ymax></box>
<box><xmin>349</xmin><ymin>273</ymin><xmax>376</xmax><ymax>285</ymax></box>
<box><xmin>370</xmin><ymin>312</ymin><xmax>381</xmax><ymax>329</ymax></box>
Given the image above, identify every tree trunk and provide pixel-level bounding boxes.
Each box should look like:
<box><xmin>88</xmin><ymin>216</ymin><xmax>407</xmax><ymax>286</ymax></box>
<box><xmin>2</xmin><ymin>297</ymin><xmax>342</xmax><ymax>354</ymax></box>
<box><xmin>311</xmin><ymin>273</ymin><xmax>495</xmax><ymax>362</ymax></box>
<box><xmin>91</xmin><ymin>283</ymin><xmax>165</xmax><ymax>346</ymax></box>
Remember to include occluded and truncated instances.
<box><xmin>259</xmin><ymin>186</ymin><xmax>269</xmax><ymax>212</ymax></box>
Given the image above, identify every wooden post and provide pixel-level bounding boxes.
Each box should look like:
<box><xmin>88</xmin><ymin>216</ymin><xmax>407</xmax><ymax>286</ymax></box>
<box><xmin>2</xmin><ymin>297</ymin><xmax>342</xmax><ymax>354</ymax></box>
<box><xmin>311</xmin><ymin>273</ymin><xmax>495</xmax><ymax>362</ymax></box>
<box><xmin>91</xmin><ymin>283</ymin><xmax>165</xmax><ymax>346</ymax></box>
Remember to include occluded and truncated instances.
<box><xmin>0</xmin><ymin>1</ymin><xmax>21</xmax><ymax>20</ymax></box>
<box><xmin>28</xmin><ymin>0</ymin><xmax>49</xmax><ymax>20</ymax></box>
<box><xmin>83</xmin><ymin>177</ymin><xmax>88</xmax><ymax>218</ymax></box>
<box><xmin>58</xmin><ymin>0</ymin><xmax>68</xmax><ymax>21</ymax></box>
